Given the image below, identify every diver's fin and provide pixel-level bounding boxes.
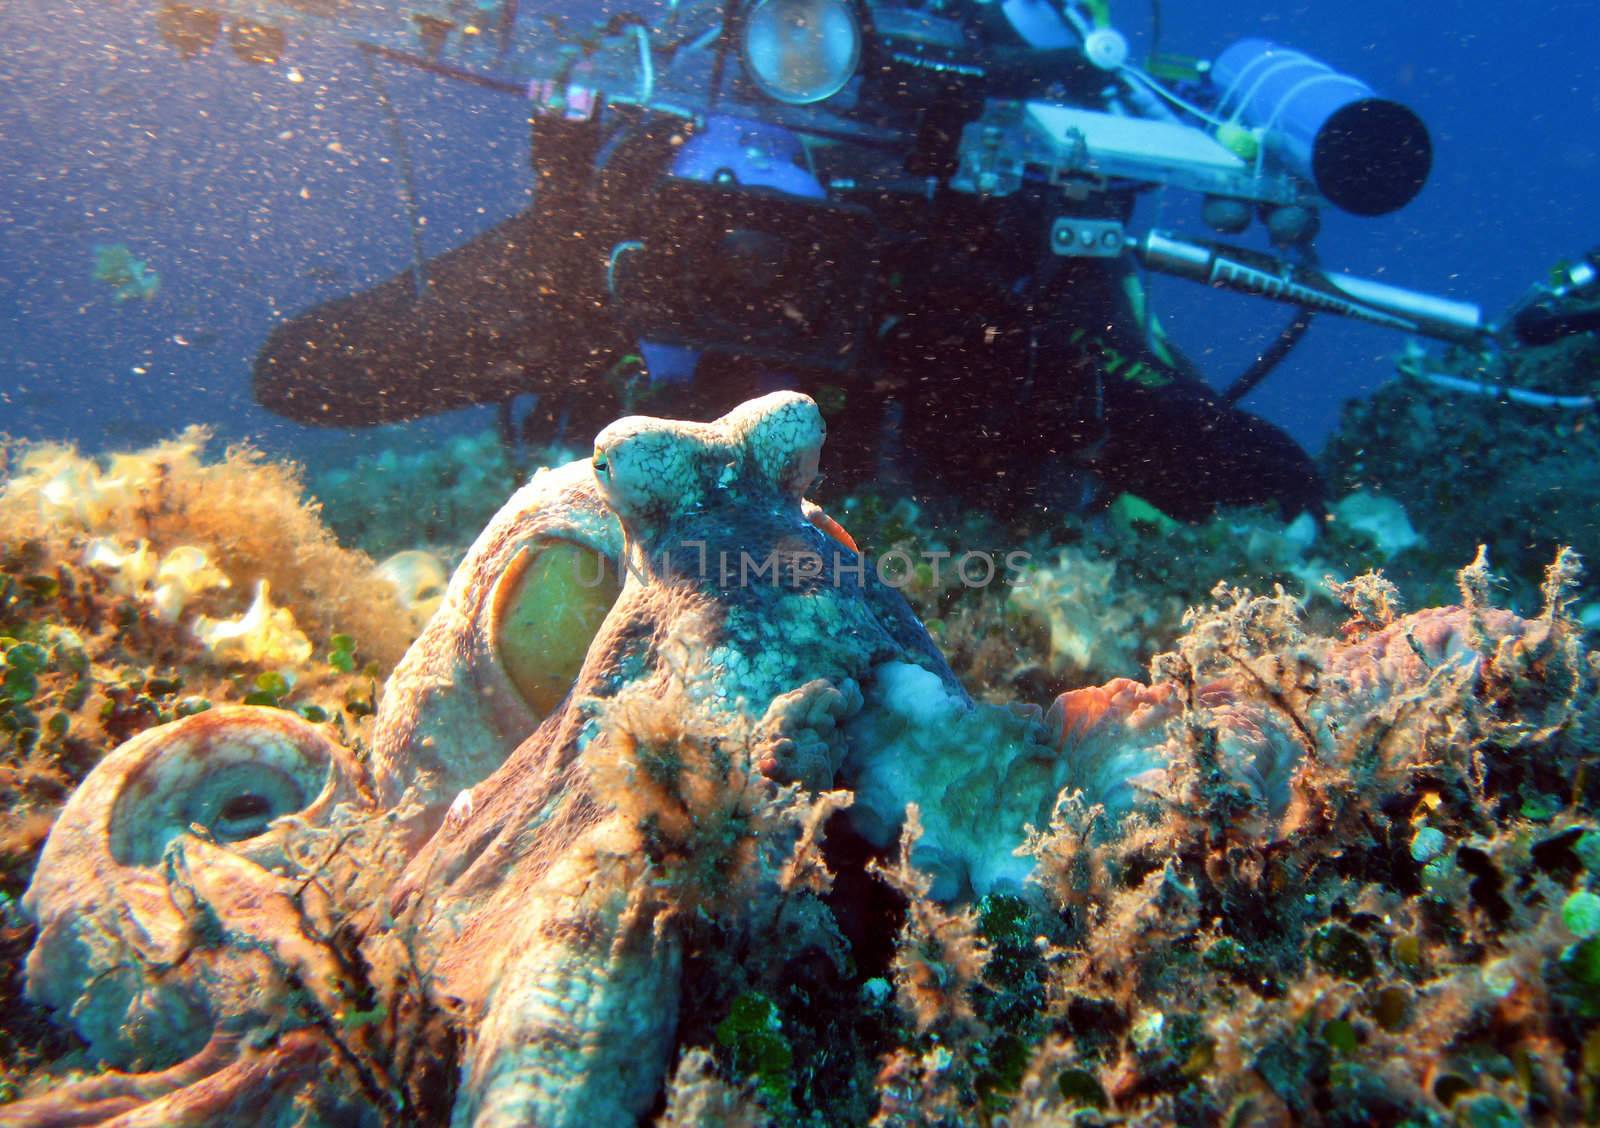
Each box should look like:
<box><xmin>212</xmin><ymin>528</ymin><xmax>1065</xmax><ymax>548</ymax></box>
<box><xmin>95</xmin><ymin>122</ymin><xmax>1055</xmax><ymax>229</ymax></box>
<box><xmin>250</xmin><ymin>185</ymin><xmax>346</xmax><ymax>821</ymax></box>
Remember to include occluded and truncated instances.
<box><xmin>252</xmin><ymin>206</ymin><xmax>621</xmax><ymax>427</ymax></box>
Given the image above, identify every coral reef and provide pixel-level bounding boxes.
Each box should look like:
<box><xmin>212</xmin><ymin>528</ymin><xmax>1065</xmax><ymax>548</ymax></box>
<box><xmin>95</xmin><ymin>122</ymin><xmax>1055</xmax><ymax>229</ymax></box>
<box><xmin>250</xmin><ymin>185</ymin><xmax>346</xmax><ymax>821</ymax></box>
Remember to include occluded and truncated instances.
<box><xmin>191</xmin><ymin>580</ymin><xmax>315</xmax><ymax>667</ymax></box>
<box><xmin>0</xmin><ymin>428</ymin><xmax>415</xmax><ymax>668</ymax></box>
<box><xmin>855</xmin><ymin>489</ymin><xmax>1392</xmax><ymax>702</ymax></box>
<box><xmin>312</xmin><ymin>430</ymin><xmax>525</xmax><ymax>560</ymax></box>
<box><xmin>0</xmin><ymin>431</ymin><xmax>424</xmax><ymax>1096</ymax></box>
<box><xmin>1324</xmin><ymin>332</ymin><xmax>1600</xmax><ymax>618</ymax></box>
<box><xmin>995</xmin><ymin>554</ymin><xmax>1600</xmax><ymax>1125</ymax></box>
<box><xmin>3</xmin><ymin>394</ymin><xmax>1597</xmax><ymax>1125</ymax></box>
<box><xmin>373</xmin><ymin>549</ymin><xmax>450</xmax><ymax>632</ymax></box>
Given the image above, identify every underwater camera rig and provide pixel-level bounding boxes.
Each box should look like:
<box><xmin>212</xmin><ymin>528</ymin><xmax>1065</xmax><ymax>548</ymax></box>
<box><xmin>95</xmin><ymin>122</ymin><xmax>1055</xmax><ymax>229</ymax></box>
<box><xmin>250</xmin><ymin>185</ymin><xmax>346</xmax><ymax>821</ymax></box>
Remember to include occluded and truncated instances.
<box><xmin>154</xmin><ymin>0</ymin><xmax>1484</xmax><ymax>391</ymax></box>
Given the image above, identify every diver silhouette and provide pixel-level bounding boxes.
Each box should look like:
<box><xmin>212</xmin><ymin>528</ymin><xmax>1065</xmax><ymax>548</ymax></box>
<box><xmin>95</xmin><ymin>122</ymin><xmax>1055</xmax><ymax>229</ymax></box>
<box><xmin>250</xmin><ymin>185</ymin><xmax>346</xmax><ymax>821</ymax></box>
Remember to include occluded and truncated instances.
<box><xmin>253</xmin><ymin>112</ymin><xmax>1323</xmax><ymax>523</ymax></box>
<box><xmin>240</xmin><ymin>3</ymin><xmax>1466</xmax><ymax>524</ymax></box>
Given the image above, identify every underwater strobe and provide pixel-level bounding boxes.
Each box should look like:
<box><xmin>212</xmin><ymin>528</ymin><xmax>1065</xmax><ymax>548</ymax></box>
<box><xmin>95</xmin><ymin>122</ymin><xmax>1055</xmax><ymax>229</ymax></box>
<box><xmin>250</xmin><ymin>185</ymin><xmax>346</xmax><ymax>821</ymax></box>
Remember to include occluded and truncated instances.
<box><xmin>739</xmin><ymin>0</ymin><xmax>863</xmax><ymax>104</ymax></box>
<box><xmin>1211</xmin><ymin>38</ymin><xmax>1431</xmax><ymax>216</ymax></box>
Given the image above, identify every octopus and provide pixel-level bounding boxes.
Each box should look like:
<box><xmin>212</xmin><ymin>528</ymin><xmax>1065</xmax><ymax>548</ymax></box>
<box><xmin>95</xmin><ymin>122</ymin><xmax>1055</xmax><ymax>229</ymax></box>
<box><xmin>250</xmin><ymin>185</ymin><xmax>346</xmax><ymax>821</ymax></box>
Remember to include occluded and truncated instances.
<box><xmin>11</xmin><ymin>392</ymin><xmax>1013</xmax><ymax>1125</ymax></box>
<box><xmin>10</xmin><ymin>393</ymin><xmax>1588</xmax><ymax>1126</ymax></box>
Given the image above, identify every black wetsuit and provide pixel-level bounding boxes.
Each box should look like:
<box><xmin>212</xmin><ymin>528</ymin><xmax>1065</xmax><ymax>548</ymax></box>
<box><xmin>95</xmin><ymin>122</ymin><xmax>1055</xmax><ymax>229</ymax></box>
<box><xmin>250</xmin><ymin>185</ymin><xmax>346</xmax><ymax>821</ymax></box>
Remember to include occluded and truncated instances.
<box><xmin>818</xmin><ymin>188</ymin><xmax>1325</xmax><ymax>521</ymax></box>
<box><xmin>254</xmin><ymin>121</ymin><xmax>1323</xmax><ymax>523</ymax></box>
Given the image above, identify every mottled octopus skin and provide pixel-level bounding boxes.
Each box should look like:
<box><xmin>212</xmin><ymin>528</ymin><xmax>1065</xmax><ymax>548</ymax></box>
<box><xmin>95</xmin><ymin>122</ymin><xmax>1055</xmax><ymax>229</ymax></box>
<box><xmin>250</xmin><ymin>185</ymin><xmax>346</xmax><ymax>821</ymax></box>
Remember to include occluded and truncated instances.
<box><xmin>13</xmin><ymin>392</ymin><xmax>1567</xmax><ymax>1127</ymax></box>
<box><xmin>21</xmin><ymin>706</ymin><xmax>376</xmax><ymax>1070</ymax></box>
<box><xmin>1043</xmin><ymin>603</ymin><xmax>1545</xmax><ymax>835</ymax></box>
<box><xmin>15</xmin><ymin>392</ymin><xmax>964</xmax><ymax>1127</ymax></box>
<box><xmin>400</xmin><ymin>392</ymin><xmax>961</xmax><ymax>1126</ymax></box>
<box><xmin>368</xmin><ymin>457</ymin><xmax>622</xmax><ymax>814</ymax></box>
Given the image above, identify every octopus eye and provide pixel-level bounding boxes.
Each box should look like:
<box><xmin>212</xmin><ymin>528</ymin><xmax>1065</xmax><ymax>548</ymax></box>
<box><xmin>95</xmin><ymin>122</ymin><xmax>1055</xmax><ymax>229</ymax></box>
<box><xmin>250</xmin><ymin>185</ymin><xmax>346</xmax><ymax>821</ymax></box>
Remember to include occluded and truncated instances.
<box><xmin>493</xmin><ymin>540</ymin><xmax>622</xmax><ymax>719</ymax></box>
<box><xmin>213</xmin><ymin>792</ymin><xmax>276</xmax><ymax>840</ymax></box>
<box><xmin>182</xmin><ymin>761</ymin><xmax>311</xmax><ymax>844</ymax></box>
<box><xmin>219</xmin><ymin>792</ymin><xmax>272</xmax><ymax>821</ymax></box>
<box><xmin>105</xmin><ymin>710</ymin><xmax>349</xmax><ymax>867</ymax></box>
<box><xmin>592</xmin><ymin>449</ymin><xmax>610</xmax><ymax>479</ymax></box>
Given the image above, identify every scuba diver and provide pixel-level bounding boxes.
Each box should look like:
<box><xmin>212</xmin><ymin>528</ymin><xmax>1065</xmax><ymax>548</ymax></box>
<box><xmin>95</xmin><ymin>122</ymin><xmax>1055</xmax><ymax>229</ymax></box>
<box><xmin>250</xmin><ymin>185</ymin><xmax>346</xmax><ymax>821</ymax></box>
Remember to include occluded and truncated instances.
<box><xmin>253</xmin><ymin>115</ymin><xmax>1323</xmax><ymax>522</ymax></box>
<box><xmin>1511</xmin><ymin>245</ymin><xmax>1600</xmax><ymax>349</ymax></box>
<box><xmin>176</xmin><ymin>0</ymin><xmax>1479</xmax><ymax>522</ymax></box>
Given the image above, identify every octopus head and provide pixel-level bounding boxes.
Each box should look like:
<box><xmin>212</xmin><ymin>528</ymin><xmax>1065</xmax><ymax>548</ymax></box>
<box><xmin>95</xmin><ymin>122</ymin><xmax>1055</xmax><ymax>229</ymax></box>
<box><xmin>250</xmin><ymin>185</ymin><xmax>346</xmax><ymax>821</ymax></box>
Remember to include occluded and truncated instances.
<box><xmin>591</xmin><ymin>390</ymin><xmax>825</xmax><ymax>536</ymax></box>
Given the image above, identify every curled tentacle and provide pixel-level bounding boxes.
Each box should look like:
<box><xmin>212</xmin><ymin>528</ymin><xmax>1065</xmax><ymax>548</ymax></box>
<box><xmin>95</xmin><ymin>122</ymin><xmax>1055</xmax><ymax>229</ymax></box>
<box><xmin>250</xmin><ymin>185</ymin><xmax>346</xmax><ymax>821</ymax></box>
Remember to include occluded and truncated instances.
<box><xmin>0</xmin><ymin>1029</ymin><xmax>333</xmax><ymax>1128</ymax></box>
<box><xmin>23</xmin><ymin>706</ymin><xmax>373</xmax><ymax>1068</ymax></box>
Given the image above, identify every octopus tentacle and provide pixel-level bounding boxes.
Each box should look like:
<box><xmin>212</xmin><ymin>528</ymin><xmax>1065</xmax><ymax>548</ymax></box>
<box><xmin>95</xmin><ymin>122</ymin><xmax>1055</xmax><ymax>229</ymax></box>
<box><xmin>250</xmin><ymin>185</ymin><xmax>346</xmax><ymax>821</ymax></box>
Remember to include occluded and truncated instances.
<box><xmin>23</xmin><ymin>707</ymin><xmax>373</xmax><ymax>1067</ymax></box>
<box><xmin>452</xmin><ymin>822</ymin><xmax>684</xmax><ymax>1127</ymax></box>
<box><xmin>0</xmin><ymin>1030</ymin><xmax>333</xmax><ymax>1128</ymax></box>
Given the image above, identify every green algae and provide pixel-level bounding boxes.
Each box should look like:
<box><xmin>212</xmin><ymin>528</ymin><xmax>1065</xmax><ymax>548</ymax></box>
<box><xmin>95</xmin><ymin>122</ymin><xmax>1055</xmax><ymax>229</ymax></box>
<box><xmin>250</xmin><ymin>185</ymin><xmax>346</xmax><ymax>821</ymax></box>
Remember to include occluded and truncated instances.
<box><xmin>715</xmin><ymin>992</ymin><xmax>794</xmax><ymax>1112</ymax></box>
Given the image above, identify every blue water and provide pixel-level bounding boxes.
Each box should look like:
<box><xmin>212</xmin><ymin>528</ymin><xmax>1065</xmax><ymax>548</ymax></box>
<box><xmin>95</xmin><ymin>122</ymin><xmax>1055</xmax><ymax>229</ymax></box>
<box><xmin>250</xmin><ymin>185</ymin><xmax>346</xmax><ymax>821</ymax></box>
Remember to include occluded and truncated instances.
<box><xmin>1</xmin><ymin>0</ymin><xmax>1597</xmax><ymax>470</ymax></box>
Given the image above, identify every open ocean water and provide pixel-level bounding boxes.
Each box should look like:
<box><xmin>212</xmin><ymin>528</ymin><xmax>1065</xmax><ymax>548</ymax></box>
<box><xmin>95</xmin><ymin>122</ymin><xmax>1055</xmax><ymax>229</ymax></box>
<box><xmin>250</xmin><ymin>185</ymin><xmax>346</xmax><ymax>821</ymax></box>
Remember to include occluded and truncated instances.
<box><xmin>2</xmin><ymin>0</ymin><xmax>1597</xmax><ymax>464</ymax></box>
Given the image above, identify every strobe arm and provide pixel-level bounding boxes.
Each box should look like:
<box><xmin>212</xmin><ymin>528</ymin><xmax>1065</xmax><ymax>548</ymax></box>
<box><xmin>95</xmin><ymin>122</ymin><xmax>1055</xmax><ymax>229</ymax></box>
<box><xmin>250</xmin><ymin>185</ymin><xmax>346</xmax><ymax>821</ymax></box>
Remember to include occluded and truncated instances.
<box><xmin>1134</xmin><ymin>230</ymin><xmax>1483</xmax><ymax>344</ymax></box>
